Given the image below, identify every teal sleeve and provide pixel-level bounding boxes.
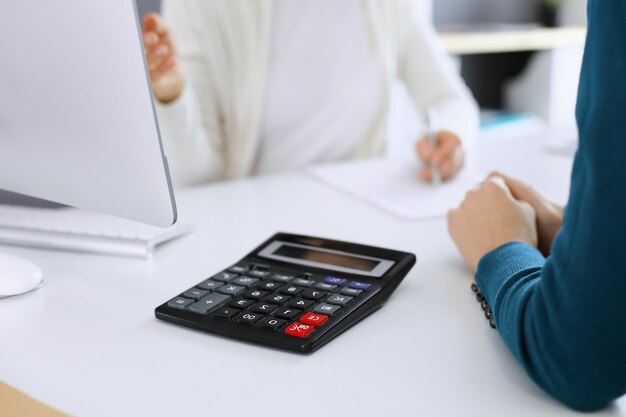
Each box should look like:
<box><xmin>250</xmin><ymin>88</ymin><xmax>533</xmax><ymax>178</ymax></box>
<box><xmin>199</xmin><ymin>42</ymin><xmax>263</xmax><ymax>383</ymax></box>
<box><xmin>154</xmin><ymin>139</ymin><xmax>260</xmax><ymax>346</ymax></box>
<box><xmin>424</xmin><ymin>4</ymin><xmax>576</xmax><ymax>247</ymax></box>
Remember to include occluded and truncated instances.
<box><xmin>474</xmin><ymin>0</ymin><xmax>626</xmax><ymax>411</ymax></box>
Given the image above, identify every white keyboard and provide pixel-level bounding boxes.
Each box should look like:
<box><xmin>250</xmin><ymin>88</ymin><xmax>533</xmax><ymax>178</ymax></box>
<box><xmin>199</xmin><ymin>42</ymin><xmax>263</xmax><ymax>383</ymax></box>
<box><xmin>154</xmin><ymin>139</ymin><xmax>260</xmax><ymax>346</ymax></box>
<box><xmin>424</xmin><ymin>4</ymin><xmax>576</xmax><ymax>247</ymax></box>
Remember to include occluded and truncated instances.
<box><xmin>0</xmin><ymin>205</ymin><xmax>193</xmax><ymax>258</ymax></box>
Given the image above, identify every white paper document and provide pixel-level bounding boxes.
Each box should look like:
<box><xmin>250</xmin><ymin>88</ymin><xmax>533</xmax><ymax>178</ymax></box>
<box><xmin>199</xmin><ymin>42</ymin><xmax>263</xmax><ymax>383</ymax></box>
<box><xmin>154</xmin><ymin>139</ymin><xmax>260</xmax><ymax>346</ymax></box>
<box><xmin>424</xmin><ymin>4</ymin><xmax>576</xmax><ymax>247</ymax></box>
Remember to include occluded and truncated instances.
<box><xmin>309</xmin><ymin>159</ymin><xmax>484</xmax><ymax>220</ymax></box>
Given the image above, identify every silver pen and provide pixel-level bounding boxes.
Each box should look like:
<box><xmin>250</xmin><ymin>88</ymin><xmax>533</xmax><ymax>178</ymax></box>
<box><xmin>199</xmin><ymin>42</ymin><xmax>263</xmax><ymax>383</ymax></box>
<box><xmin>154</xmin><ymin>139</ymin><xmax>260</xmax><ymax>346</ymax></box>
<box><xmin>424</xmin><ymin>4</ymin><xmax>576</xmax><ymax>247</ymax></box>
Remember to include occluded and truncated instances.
<box><xmin>426</xmin><ymin>107</ymin><xmax>442</xmax><ymax>187</ymax></box>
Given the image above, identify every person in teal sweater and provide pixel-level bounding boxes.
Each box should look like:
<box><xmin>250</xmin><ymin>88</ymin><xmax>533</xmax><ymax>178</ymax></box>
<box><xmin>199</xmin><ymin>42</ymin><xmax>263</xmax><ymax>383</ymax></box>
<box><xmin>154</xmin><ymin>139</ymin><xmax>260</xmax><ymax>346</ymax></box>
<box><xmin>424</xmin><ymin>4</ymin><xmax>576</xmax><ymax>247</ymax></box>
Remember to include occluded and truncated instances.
<box><xmin>447</xmin><ymin>0</ymin><xmax>626</xmax><ymax>411</ymax></box>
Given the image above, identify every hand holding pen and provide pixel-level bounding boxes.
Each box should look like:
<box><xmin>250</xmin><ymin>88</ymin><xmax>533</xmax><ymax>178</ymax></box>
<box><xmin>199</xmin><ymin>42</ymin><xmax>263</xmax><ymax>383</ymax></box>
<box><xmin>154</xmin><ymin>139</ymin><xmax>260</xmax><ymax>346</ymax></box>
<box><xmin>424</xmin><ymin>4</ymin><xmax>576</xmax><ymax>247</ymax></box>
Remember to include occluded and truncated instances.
<box><xmin>416</xmin><ymin>108</ymin><xmax>466</xmax><ymax>184</ymax></box>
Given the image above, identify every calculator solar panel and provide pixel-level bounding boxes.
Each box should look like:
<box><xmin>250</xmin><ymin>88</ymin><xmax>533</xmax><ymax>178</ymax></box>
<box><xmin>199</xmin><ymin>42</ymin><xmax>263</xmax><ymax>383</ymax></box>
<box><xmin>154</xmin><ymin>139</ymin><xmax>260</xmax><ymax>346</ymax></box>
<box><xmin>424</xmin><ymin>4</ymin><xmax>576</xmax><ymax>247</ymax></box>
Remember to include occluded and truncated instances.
<box><xmin>155</xmin><ymin>233</ymin><xmax>416</xmax><ymax>353</ymax></box>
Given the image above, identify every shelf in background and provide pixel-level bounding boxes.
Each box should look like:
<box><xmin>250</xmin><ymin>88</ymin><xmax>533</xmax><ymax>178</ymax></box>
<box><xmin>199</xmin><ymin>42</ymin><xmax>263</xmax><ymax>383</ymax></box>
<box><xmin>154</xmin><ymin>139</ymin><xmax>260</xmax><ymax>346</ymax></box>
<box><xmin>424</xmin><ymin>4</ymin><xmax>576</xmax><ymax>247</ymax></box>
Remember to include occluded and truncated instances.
<box><xmin>438</xmin><ymin>25</ymin><xmax>586</xmax><ymax>55</ymax></box>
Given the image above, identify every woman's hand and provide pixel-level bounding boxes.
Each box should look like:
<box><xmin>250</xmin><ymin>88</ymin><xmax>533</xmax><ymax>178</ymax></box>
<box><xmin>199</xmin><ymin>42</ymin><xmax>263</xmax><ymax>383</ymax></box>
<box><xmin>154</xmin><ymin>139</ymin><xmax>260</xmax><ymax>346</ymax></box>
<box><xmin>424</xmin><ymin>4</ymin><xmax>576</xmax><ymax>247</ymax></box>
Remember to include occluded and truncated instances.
<box><xmin>141</xmin><ymin>13</ymin><xmax>184</xmax><ymax>104</ymax></box>
<box><xmin>417</xmin><ymin>131</ymin><xmax>465</xmax><ymax>182</ymax></box>
<box><xmin>490</xmin><ymin>172</ymin><xmax>564</xmax><ymax>256</ymax></box>
<box><xmin>447</xmin><ymin>176</ymin><xmax>538</xmax><ymax>272</ymax></box>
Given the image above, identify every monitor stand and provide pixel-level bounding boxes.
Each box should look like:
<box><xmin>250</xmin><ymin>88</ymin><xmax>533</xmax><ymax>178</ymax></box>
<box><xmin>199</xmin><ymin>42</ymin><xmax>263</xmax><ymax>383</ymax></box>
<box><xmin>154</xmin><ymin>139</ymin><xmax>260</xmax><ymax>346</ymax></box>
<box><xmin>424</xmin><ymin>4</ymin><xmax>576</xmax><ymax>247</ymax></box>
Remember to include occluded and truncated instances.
<box><xmin>0</xmin><ymin>252</ymin><xmax>44</xmax><ymax>299</ymax></box>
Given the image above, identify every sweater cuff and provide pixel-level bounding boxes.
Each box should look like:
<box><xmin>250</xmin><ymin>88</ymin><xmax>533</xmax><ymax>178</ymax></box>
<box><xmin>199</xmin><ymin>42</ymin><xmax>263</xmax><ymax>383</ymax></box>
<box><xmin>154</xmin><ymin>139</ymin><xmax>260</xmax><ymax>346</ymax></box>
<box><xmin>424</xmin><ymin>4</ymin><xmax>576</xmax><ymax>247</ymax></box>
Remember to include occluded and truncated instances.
<box><xmin>155</xmin><ymin>87</ymin><xmax>191</xmax><ymax>135</ymax></box>
<box><xmin>475</xmin><ymin>242</ymin><xmax>545</xmax><ymax>308</ymax></box>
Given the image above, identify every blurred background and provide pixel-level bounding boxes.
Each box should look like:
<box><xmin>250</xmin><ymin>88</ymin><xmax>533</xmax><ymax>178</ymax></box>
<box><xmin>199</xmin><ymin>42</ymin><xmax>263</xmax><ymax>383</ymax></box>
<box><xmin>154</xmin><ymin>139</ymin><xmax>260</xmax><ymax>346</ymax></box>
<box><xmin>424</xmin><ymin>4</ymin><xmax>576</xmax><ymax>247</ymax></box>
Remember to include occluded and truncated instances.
<box><xmin>0</xmin><ymin>0</ymin><xmax>587</xmax><ymax>204</ymax></box>
<box><xmin>137</xmin><ymin>0</ymin><xmax>588</xmax><ymax>157</ymax></box>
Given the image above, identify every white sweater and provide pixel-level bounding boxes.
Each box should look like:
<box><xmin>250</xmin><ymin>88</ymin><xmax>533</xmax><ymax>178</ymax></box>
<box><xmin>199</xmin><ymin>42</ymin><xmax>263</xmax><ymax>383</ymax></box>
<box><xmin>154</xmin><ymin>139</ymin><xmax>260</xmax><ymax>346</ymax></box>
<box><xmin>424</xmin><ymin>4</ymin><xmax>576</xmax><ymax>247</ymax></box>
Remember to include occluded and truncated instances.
<box><xmin>157</xmin><ymin>0</ymin><xmax>479</xmax><ymax>186</ymax></box>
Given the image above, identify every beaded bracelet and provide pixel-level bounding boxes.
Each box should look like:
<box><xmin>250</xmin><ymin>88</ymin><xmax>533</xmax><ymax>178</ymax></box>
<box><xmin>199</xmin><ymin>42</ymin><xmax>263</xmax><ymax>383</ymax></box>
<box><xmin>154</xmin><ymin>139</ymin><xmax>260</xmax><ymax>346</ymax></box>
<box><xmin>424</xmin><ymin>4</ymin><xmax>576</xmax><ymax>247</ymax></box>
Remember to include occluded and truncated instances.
<box><xmin>471</xmin><ymin>283</ymin><xmax>496</xmax><ymax>329</ymax></box>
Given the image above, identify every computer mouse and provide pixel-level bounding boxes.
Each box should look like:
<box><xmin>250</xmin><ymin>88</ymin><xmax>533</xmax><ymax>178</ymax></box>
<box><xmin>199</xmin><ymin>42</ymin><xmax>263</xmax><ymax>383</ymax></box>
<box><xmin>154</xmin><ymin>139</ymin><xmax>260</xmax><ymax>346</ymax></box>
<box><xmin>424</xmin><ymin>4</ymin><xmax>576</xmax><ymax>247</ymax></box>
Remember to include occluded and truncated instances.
<box><xmin>0</xmin><ymin>253</ymin><xmax>44</xmax><ymax>298</ymax></box>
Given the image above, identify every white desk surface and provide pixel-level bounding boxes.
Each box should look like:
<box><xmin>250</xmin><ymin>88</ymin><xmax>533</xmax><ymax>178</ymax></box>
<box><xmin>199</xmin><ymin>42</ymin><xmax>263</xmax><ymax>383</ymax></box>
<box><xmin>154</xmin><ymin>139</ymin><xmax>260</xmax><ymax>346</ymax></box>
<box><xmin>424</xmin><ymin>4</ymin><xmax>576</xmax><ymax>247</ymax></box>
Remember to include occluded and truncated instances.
<box><xmin>1</xmin><ymin>135</ymin><xmax>624</xmax><ymax>417</ymax></box>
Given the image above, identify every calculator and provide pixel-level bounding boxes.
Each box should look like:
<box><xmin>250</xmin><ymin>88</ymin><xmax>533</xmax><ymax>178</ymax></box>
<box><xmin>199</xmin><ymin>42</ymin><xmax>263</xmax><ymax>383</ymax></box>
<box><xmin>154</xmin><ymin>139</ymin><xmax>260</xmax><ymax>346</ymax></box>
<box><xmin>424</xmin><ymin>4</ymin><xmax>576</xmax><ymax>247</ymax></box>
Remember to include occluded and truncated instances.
<box><xmin>155</xmin><ymin>233</ymin><xmax>416</xmax><ymax>353</ymax></box>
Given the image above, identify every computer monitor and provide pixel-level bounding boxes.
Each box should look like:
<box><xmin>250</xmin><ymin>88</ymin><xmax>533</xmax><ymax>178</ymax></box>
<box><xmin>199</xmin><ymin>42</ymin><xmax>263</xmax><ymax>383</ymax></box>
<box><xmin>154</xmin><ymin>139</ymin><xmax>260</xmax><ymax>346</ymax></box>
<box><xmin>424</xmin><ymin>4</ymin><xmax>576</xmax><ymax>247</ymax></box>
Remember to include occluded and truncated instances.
<box><xmin>0</xmin><ymin>1</ymin><xmax>177</xmax><ymax>295</ymax></box>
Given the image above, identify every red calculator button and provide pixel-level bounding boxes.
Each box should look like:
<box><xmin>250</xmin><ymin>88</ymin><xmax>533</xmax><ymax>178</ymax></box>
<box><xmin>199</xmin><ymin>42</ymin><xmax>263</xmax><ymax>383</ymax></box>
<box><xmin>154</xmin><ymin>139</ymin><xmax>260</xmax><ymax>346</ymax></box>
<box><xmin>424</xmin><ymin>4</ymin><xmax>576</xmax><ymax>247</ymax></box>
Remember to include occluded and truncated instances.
<box><xmin>300</xmin><ymin>312</ymin><xmax>328</xmax><ymax>327</ymax></box>
<box><xmin>285</xmin><ymin>322</ymin><xmax>315</xmax><ymax>338</ymax></box>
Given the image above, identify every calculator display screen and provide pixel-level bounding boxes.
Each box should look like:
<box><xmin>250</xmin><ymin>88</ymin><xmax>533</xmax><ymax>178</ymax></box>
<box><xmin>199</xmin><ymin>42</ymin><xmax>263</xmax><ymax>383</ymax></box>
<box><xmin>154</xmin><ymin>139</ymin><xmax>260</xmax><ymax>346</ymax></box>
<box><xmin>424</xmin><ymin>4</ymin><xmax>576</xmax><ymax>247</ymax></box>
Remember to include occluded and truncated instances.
<box><xmin>274</xmin><ymin>245</ymin><xmax>379</xmax><ymax>272</ymax></box>
<box><xmin>258</xmin><ymin>241</ymin><xmax>396</xmax><ymax>277</ymax></box>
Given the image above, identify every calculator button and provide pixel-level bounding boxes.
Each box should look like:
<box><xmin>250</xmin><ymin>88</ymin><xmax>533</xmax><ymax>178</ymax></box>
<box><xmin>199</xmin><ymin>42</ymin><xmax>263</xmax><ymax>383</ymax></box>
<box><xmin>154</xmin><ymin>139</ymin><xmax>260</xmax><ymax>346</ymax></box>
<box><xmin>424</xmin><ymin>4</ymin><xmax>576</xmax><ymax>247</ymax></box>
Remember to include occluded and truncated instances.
<box><xmin>183</xmin><ymin>289</ymin><xmax>211</xmax><ymax>300</ymax></box>
<box><xmin>247</xmin><ymin>270</ymin><xmax>270</xmax><ymax>279</ymax></box>
<box><xmin>274</xmin><ymin>307</ymin><xmax>302</xmax><ymax>320</ymax></box>
<box><xmin>289</xmin><ymin>298</ymin><xmax>314</xmax><ymax>310</ymax></box>
<box><xmin>292</xmin><ymin>278</ymin><xmax>315</xmax><ymax>287</ymax></box>
<box><xmin>258</xmin><ymin>317</ymin><xmax>287</xmax><ymax>330</ymax></box>
<box><xmin>257</xmin><ymin>281</ymin><xmax>282</xmax><ymax>291</ymax></box>
<box><xmin>243</xmin><ymin>289</ymin><xmax>269</xmax><ymax>300</ymax></box>
<box><xmin>349</xmin><ymin>281</ymin><xmax>371</xmax><ymax>290</ymax></box>
<box><xmin>235</xmin><ymin>312</ymin><xmax>264</xmax><ymax>324</ymax></box>
<box><xmin>188</xmin><ymin>293</ymin><xmax>231</xmax><ymax>314</ymax></box>
<box><xmin>213</xmin><ymin>272</ymin><xmax>239</xmax><ymax>283</ymax></box>
<box><xmin>280</xmin><ymin>286</ymin><xmax>304</xmax><ymax>296</ymax></box>
<box><xmin>313</xmin><ymin>303</ymin><xmax>341</xmax><ymax>316</ymax></box>
<box><xmin>340</xmin><ymin>287</ymin><xmax>363</xmax><ymax>297</ymax></box>
<box><xmin>252</xmin><ymin>302</ymin><xmax>278</xmax><ymax>314</ymax></box>
<box><xmin>217</xmin><ymin>284</ymin><xmax>246</xmax><ymax>296</ymax></box>
<box><xmin>264</xmin><ymin>294</ymin><xmax>291</xmax><ymax>305</ymax></box>
<box><xmin>230</xmin><ymin>298</ymin><xmax>255</xmax><ymax>309</ymax></box>
<box><xmin>228</xmin><ymin>265</ymin><xmax>248</xmax><ymax>274</ymax></box>
<box><xmin>168</xmin><ymin>297</ymin><xmax>193</xmax><ymax>310</ymax></box>
<box><xmin>233</xmin><ymin>276</ymin><xmax>259</xmax><ymax>288</ymax></box>
<box><xmin>301</xmin><ymin>289</ymin><xmax>327</xmax><ymax>301</ymax></box>
<box><xmin>300</xmin><ymin>312</ymin><xmax>329</xmax><ymax>327</ymax></box>
<box><xmin>285</xmin><ymin>322</ymin><xmax>315</xmax><ymax>338</ymax></box>
<box><xmin>213</xmin><ymin>306</ymin><xmax>241</xmax><ymax>319</ymax></box>
<box><xmin>271</xmin><ymin>273</ymin><xmax>294</xmax><ymax>283</ymax></box>
<box><xmin>198</xmin><ymin>279</ymin><xmax>222</xmax><ymax>291</ymax></box>
<box><xmin>326</xmin><ymin>294</ymin><xmax>353</xmax><ymax>306</ymax></box>
<box><xmin>324</xmin><ymin>277</ymin><xmax>347</xmax><ymax>286</ymax></box>
<box><xmin>315</xmin><ymin>282</ymin><xmax>337</xmax><ymax>291</ymax></box>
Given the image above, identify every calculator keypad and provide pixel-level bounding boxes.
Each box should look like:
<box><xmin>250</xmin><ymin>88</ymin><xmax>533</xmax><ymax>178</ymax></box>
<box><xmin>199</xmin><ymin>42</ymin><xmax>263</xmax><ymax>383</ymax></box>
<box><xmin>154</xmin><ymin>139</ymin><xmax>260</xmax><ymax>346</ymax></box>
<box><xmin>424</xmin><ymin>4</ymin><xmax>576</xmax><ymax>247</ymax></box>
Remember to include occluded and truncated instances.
<box><xmin>167</xmin><ymin>265</ymin><xmax>372</xmax><ymax>339</ymax></box>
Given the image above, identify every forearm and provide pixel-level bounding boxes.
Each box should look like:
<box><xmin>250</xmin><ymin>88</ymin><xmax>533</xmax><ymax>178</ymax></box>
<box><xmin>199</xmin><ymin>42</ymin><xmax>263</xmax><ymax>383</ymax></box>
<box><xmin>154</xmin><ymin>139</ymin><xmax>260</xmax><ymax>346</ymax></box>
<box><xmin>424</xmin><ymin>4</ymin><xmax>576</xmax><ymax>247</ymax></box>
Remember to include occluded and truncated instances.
<box><xmin>156</xmin><ymin>86</ymin><xmax>224</xmax><ymax>187</ymax></box>
<box><xmin>397</xmin><ymin>2</ymin><xmax>479</xmax><ymax>145</ymax></box>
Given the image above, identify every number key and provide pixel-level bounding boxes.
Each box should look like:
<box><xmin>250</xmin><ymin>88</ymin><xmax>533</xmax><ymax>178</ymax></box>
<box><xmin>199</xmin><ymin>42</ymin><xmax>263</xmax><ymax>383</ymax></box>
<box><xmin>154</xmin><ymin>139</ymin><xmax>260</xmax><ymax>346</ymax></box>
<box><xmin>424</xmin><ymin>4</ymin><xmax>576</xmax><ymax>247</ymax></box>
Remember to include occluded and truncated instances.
<box><xmin>274</xmin><ymin>306</ymin><xmax>302</xmax><ymax>320</ymax></box>
<box><xmin>230</xmin><ymin>298</ymin><xmax>255</xmax><ymax>309</ymax></box>
<box><xmin>301</xmin><ymin>289</ymin><xmax>327</xmax><ymax>301</ymax></box>
<box><xmin>280</xmin><ymin>286</ymin><xmax>304</xmax><ymax>296</ymax></box>
<box><xmin>258</xmin><ymin>281</ymin><xmax>282</xmax><ymax>291</ymax></box>
<box><xmin>258</xmin><ymin>317</ymin><xmax>287</xmax><ymax>330</ymax></box>
<box><xmin>289</xmin><ymin>298</ymin><xmax>314</xmax><ymax>310</ymax></box>
<box><xmin>235</xmin><ymin>312</ymin><xmax>264</xmax><ymax>324</ymax></box>
<box><xmin>264</xmin><ymin>294</ymin><xmax>291</xmax><ymax>305</ymax></box>
<box><xmin>243</xmin><ymin>289</ymin><xmax>268</xmax><ymax>300</ymax></box>
<box><xmin>252</xmin><ymin>302</ymin><xmax>278</xmax><ymax>314</ymax></box>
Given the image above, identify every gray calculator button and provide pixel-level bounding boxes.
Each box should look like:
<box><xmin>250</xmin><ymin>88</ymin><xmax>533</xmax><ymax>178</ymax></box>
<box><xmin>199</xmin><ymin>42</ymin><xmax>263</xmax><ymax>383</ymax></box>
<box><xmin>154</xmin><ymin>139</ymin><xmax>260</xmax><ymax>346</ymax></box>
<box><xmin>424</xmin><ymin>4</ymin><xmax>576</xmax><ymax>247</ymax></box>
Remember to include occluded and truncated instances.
<box><xmin>315</xmin><ymin>282</ymin><xmax>337</xmax><ymax>291</ymax></box>
<box><xmin>183</xmin><ymin>289</ymin><xmax>211</xmax><ymax>300</ymax></box>
<box><xmin>326</xmin><ymin>294</ymin><xmax>353</xmax><ymax>306</ymax></box>
<box><xmin>217</xmin><ymin>284</ymin><xmax>246</xmax><ymax>296</ymax></box>
<box><xmin>188</xmin><ymin>293</ymin><xmax>230</xmax><ymax>314</ymax></box>
<box><xmin>272</xmin><ymin>273</ymin><xmax>294</xmax><ymax>282</ymax></box>
<box><xmin>198</xmin><ymin>279</ymin><xmax>222</xmax><ymax>291</ymax></box>
<box><xmin>168</xmin><ymin>297</ymin><xmax>193</xmax><ymax>310</ymax></box>
<box><xmin>232</xmin><ymin>276</ymin><xmax>259</xmax><ymax>288</ymax></box>
<box><xmin>213</xmin><ymin>272</ymin><xmax>239</xmax><ymax>282</ymax></box>
<box><xmin>340</xmin><ymin>287</ymin><xmax>363</xmax><ymax>297</ymax></box>
<box><xmin>247</xmin><ymin>270</ymin><xmax>270</xmax><ymax>279</ymax></box>
<box><xmin>314</xmin><ymin>303</ymin><xmax>341</xmax><ymax>316</ymax></box>
<box><xmin>228</xmin><ymin>265</ymin><xmax>248</xmax><ymax>274</ymax></box>
<box><xmin>293</xmin><ymin>278</ymin><xmax>315</xmax><ymax>287</ymax></box>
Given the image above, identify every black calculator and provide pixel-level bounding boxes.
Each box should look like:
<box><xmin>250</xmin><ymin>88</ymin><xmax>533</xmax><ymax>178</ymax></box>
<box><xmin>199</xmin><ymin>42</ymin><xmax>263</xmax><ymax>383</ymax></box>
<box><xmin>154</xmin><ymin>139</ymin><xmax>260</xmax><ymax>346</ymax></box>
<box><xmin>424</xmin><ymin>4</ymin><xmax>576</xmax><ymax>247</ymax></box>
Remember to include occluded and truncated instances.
<box><xmin>155</xmin><ymin>233</ymin><xmax>416</xmax><ymax>353</ymax></box>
